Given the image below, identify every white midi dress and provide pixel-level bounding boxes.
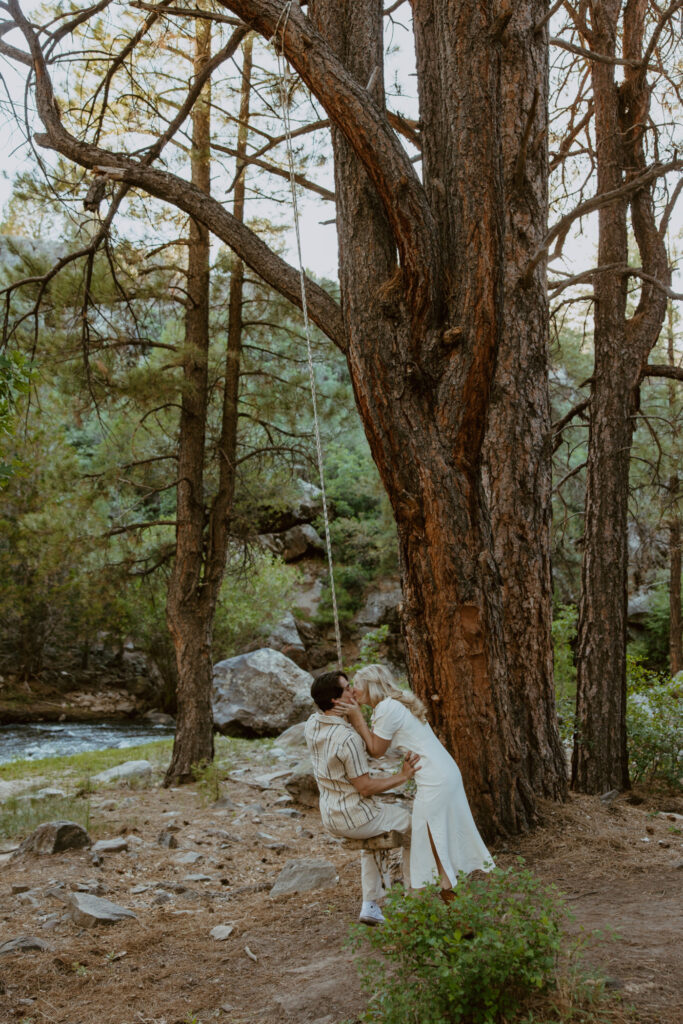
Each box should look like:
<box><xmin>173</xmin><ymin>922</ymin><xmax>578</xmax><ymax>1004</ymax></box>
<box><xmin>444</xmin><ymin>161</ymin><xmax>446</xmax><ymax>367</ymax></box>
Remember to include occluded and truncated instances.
<box><xmin>371</xmin><ymin>697</ymin><xmax>494</xmax><ymax>889</ymax></box>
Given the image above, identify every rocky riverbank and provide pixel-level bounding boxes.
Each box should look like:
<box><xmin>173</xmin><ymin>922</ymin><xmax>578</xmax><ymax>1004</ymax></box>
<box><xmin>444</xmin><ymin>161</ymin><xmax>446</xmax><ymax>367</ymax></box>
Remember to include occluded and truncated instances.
<box><xmin>1</xmin><ymin>732</ymin><xmax>682</xmax><ymax>1023</ymax></box>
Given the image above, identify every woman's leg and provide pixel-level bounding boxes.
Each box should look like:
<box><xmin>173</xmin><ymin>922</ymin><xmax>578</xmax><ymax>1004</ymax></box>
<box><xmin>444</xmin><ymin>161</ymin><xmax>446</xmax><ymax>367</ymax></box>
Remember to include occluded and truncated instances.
<box><xmin>426</xmin><ymin>824</ymin><xmax>453</xmax><ymax>891</ymax></box>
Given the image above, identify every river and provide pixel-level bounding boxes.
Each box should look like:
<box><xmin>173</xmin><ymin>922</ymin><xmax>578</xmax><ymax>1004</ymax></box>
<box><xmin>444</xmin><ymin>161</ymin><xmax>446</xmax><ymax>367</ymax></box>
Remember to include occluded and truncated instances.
<box><xmin>0</xmin><ymin>720</ymin><xmax>176</xmax><ymax>765</ymax></box>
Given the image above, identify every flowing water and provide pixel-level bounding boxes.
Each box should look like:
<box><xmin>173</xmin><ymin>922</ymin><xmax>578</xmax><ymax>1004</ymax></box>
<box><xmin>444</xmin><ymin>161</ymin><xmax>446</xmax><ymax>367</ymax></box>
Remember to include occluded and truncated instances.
<box><xmin>0</xmin><ymin>720</ymin><xmax>175</xmax><ymax>765</ymax></box>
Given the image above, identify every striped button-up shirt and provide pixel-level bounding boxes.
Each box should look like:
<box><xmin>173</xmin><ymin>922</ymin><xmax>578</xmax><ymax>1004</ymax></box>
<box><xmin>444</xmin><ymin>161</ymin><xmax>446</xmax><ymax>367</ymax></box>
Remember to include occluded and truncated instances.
<box><xmin>304</xmin><ymin>712</ymin><xmax>377</xmax><ymax>833</ymax></box>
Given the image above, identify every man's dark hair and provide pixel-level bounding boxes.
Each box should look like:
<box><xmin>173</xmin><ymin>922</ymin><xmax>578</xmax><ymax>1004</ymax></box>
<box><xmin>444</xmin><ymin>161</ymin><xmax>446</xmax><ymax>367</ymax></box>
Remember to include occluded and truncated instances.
<box><xmin>310</xmin><ymin>670</ymin><xmax>348</xmax><ymax>712</ymax></box>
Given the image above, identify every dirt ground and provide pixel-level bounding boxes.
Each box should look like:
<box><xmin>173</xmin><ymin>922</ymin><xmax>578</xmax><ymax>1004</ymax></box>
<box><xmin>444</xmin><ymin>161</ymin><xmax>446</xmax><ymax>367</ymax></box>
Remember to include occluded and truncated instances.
<box><xmin>0</xmin><ymin>743</ymin><xmax>682</xmax><ymax>1024</ymax></box>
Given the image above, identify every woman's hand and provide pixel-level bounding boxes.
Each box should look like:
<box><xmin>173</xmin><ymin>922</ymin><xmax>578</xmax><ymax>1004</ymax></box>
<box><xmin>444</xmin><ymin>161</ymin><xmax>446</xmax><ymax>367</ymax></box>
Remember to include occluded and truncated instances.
<box><xmin>332</xmin><ymin>691</ymin><xmax>364</xmax><ymax>728</ymax></box>
<box><xmin>399</xmin><ymin>751</ymin><xmax>421</xmax><ymax>782</ymax></box>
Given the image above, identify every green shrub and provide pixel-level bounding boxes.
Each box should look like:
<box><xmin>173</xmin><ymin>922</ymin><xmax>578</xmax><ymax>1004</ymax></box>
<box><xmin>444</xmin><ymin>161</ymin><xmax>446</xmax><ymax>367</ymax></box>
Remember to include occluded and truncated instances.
<box><xmin>315</xmin><ymin>563</ymin><xmax>370</xmax><ymax>626</ymax></box>
<box><xmin>350</xmin><ymin>867</ymin><xmax>566</xmax><ymax>1024</ymax></box>
<box><xmin>627</xmin><ymin>655</ymin><xmax>682</xmax><ymax>788</ymax></box>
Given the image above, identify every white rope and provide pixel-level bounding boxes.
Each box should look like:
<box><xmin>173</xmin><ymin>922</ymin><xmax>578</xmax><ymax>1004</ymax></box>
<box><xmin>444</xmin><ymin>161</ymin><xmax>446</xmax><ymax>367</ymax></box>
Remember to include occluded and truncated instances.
<box><xmin>273</xmin><ymin>2</ymin><xmax>343</xmax><ymax>671</ymax></box>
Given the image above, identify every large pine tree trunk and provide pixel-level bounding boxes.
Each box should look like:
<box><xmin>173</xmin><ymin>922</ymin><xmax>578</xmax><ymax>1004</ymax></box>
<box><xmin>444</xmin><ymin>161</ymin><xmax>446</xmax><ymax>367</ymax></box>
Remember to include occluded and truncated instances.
<box><xmin>166</xmin><ymin>15</ymin><xmax>215</xmax><ymax>782</ymax></box>
<box><xmin>311</xmin><ymin>0</ymin><xmax>541</xmax><ymax>836</ymax></box>
<box><xmin>484</xmin><ymin>2</ymin><xmax>567</xmax><ymax>799</ymax></box>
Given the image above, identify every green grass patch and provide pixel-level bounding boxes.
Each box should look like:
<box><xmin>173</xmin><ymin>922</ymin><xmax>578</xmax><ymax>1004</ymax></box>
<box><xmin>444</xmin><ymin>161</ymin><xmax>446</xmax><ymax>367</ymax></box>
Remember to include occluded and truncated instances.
<box><xmin>0</xmin><ymin>791</ymin><xmax>97</xmax><ymax>843</ymax></box>
<box><xmin>0</xmin><ymin>733</ymin><xmax>273</xmax><ymax>785</ymax></box>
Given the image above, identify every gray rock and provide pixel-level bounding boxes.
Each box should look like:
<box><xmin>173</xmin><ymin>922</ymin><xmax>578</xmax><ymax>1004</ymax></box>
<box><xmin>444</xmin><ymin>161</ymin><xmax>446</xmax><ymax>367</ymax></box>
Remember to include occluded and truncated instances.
<box><xmin>0</xmin><ymin>935</ymin><xmax>53</xmax><ymax>956</ymax></box>
<box><xmin>143</xmin><ymin>710</ymin><xmax>175</xmax><ymax>727</ymax></box>
<box><xmin>276</xmin><ymin>722</ymin><xmax>308</xmax><ymax>749</ymax></box>
<box><xmin>12</xmin><ymin>821</ymin><xmax>91</xmax><ymax>858</ymax></box>
<box><xmin>270</xmin><ymin>858</ymin><xmax>338</xmax><ymax>897</ymax></box>
<box><xmin>265</xmin><ymin>612</ymin><xmax>305</xmax><ymax>652</ymax></box>
<box><xmin>91</xmin><ymin>838</ymin><xmax>128</xmax><ymax>855</ymax></box>
<box><xmin>285</xmin><ymin>761</ymin><xmax>319</xmax><ymax>808</ymax></box>
<box><xmin>92</xmin><ymin>760</ymin><xmax>152</xmax><ymax>784</ymax></box>
<box><xmin>157</xmin><ymin>831</ymin><xmax>179</xmax><ymax>849</ymax></box>
<box><xmin>210</xmin><ymin>924</ymin><xmax>234</xmax><ymax>941</ymax></box>
<box><xmin>68</xmin><ymin>892</ymin><xmax>136</xmax><ymax>927</ymax></box>
<box><xmin>261</xmin><ymin>523</ymin><xmax>325</xmax><ymax>563</ymax></box>
<box><xmin>212</xmin><ymin>649</ymin><xmax>314</xmax><ymax>737</ymax></box>
<box><xmin>355</xmin><ymin>580</ymin><xmax>403</xmax><ymax>629</ymax></box>
<box><xmin>212</xmin><ymin>795</ymin><xmax>238</xmax><ymax>810</ymax></box>
<box><xmin>274</xmin><ymin>807</ymin><xmax>303</xmax><ymax>818</ymax></box>
<box><xmin>29</xmin><ymin>788</ymin><xmax>67</xmax><ymax>801</ymax></box>
<box><xmin>11</xmin><ymin>883</ymin><xmax>31</xmax><ymax>894</ymax></box>
<box><xmin>173</xmin><ymin>851</ymin><xmax>203</xmax><ymax>865</ymax></box>
<box><xmin>183</xmin><ymin>873</ymin><xmax>212</xmax><ymax>883</ymax></box>
<box><xmin>152</xmin><ymin>891</ymin><xmax>173</xmax><ymax>905</ymax></box>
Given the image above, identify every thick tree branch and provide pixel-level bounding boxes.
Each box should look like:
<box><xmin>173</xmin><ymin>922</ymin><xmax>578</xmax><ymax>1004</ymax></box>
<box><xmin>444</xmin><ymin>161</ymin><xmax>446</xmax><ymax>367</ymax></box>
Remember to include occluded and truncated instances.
<box><xmin>216</xmin><ymin>0</ymin><xmax>441</xmax><ymax>326</ymax></box>
<box><xmin>6</xmin><ymin>0</ymin><xmax>345</xmax><ymax>350</ymax></box>
<box><xmin>525</xmin><ymin>158</ymin><xmax>683</xmax><ymax>282</ymax></box>
<box><xmin>641</xmin><ymin>363</ymin><xmax>683</xmax><ymax>382</ymax></box>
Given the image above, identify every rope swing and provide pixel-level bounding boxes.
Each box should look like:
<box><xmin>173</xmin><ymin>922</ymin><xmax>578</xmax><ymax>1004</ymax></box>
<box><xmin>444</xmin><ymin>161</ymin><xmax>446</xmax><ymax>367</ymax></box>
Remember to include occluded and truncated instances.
<box><xmin>272</xmin><ymin>2</ymin><xmax>344</xmax><ymax>671</ymax></box>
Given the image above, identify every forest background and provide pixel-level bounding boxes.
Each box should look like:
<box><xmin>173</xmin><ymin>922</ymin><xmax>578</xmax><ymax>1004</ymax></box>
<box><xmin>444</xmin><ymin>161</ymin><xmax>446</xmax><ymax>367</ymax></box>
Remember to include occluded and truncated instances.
<box><xmin>0</xmin><ymin>0</ymin><xmax>681</xmax><ymax>825</ymax></box>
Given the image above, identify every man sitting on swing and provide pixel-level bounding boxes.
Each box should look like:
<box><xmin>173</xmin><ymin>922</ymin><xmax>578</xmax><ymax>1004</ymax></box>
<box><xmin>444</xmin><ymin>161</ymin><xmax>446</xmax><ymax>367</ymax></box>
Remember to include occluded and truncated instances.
<box><xmin>305</xmin><ymin>670</ymin><xmax>419</xmax><ymax>926</ymax></box>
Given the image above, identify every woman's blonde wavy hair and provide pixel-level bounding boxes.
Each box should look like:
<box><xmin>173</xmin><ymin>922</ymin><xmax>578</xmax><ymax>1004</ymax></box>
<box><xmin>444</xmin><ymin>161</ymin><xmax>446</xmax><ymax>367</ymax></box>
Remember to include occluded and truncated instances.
<box><xmin>353</xmin><ymin>664</ymin><xmax>427</xmax><ymax>723</ymax></box>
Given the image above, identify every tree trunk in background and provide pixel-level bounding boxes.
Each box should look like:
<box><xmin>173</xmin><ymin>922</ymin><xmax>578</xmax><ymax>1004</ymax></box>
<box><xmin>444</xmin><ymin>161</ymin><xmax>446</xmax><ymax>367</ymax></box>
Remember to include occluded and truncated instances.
<box><xmin>309</xmin><ymin>0</ymin><xmax>555</xmax><ymax>837</ymax></box>
<box><xmin>667</xmin><ymin>305</ymin><xmax>682</xmax><ymax>675</ymax></box>
<box><xmin>573</xmin><ymin>0</ymin><xmax>670</xmax><ymax>792</ymax></box>
<box><xmin>166</xmin><ymin>14</ymin><xmax>215</xmax><ymax>782</ymax></box>
<box><xmin>165</xmin><ymin>31</ymin><xmax>254</xmax><ymax>784</ymax></box>
<box><xmin>484</xmin><ymin>2</ymin><xmax>567</xmax><ymax>800</ymax></box>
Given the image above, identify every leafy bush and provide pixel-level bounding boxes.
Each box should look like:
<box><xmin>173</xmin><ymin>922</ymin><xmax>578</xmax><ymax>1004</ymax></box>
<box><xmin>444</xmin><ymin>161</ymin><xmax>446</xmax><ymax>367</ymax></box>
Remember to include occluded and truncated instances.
<box><xmin>627</xmin><ymin>656</ymin><xmax>682</xmax><ymax>789</ymax></box>
<box><xmin>350</xmin><ymin>867</ymin><xmax>566</xmax><ymax>1024</ymax></box>
<box><xmin>315</xmin><ymin>563</ymin><xmax>370</xmax><ymax>626</ymax></box>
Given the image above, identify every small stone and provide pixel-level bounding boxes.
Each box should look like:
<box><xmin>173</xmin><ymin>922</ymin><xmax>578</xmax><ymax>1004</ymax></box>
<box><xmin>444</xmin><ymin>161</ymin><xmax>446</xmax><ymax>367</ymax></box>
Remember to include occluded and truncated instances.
<box><xmin>274</xmin><ymin>807</ymin><xmax>302</xmax><ymax>818</ymax></box>
<box><xmin>11</xmin><ymin>821</ymin><xmax>91</xmax><ymax>858</ymax></box>
<box><xmin>600</xmin><ymin>789</ymin><xmax>619</xmax><ymax>805</ymax></box>
<box><xmin>0</xmin><ymin>935</ymin><xmax>53</xmax><ymax>956</ymax></box>
<box><xmin>92</xmin><ymin>760</ymin><xmax>152</xmax><ymax>785</ymax></box>
<box><xmin>183</xmin><ymin>873</ymin><xmax>212</xmax><ymax>883</ymax></box>
<box><xmin>92</xmin><ymin>838</ymin><xmax>129</xmax><ymax>855</ymax></box>
<box><xmin>212</xmin><ymin>796</ymin><xmax>238</xmax><ymax>810</ymax></box>
<box><xmin>173</xmin><ymin>851</ymin><xmax>203</xmax><ymax>865</ymax></box>
<box><xmin>68</xmin><ymin>892</ymin><xmax>137</xmax><ymax>927</ymax></box>
<box><xmin>158</xmin><ymin>832</ymin><xmax>179</xmax><ymax>849</ymax></box>
<box><xmin>152</xmin><ymin>891</ymin><xmax>173</xmax><ymax>905</ymax></box>
<box><xmin>11</xmin><ymin>884</ymin><xmax>31</xmax><ymax>894</ymax></box>
<box><xmin>658</xmin><ymin>840</ymin><xmax>670</xmax><ymax>848</ymax></box>
<box><xmin>210</xmin><ymin>924</ymin><xmax>234</xmax><ymax>941</ymax></box>
<box><xmin>270</xmin><ymin>858</ymin><xmax>338</xmax><ymax>898</ymax></box>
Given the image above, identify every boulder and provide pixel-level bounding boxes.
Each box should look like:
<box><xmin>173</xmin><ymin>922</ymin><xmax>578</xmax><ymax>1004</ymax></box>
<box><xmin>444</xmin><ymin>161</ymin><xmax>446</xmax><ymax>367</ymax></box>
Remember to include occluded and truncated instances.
<box><xmin>355</xmin><ymin>580</ymin><xmax>403</xmax><ymax>630</ymax></box>
<box><xmin>212</xmin><ymin>649</ymin><xmax>314</xmax><ymax>737</ymax></box>
<box><xmin>68</xmin><ymin>892</ymin><xmax>136</xmax><ymax>927</ymax></box>
<box><xmin>276</xmin><ymin>722</ymin><xmax>308</xmax><ymax>749</ymax></box>
<box><xmin>143</xmin><ymin>710</ymin><xmax>176</xmax><ymax>727</ymax></box>
<box><xmin>0</xmin><ymin>935</ymin><xmax>52</xmax><ymax>957</ymax></box>
<box><xmin>257</xmin><ymin>478</ymin><xmax>323</xmax><ymax>533</ymax></box>
<box><xmin>284</xmin><ymin>760</ymin><xmax>319</xmax><ymax>808</ymax></box>
<box><xmin>265</xmin><ymin>612</ymin><xmax>305</xmax><ymax>654</ymax></box>
<box><xmin>260</xmin><ymin>524</ymin><xmax>326</xmax><ymax>563</ymax></box>
<box><xmin>270</xmin><ymin>858</ymin><xmax>338</xmax><ymax>897</ymax></box>
<box><xmin>12</xmin><ymin>821</ymin><xmax>91</xmax><ymax>858</ymax></box>
<box><xmin>92</xmin><ymin>760</ymin><xmax>152</xmax><ymax>785</ymax></box>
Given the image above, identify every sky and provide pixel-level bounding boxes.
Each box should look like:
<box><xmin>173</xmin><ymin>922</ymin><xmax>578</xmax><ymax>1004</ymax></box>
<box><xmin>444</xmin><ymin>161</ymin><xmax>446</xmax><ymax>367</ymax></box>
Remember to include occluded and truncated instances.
<box><xmin>0</xmin><ymin>5</ymin><xmax>680</xmax><ymax>304</ymax></box>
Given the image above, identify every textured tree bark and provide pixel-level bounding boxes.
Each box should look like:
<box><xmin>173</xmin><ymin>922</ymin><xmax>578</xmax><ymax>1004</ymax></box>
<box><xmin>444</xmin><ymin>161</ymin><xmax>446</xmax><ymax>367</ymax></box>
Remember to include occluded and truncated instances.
<box><xmin>166</xmin><ymin>14</ymin><xmax>216</xmax><ymax>783</ymax></box>
<box><xmin>165</xmin><ymin>29</ymin><xmax>253</xmax><ymax>784</ymax></box>
<box><xmin>308</xmin><ymin>0</ymin><xmax>539</xmax><ymax>836</ymax></box>
<box><xmin>572</xmin><ymin>0</ymin><xmax>670</xmax><ymax>792</ymax></box>
<box><xmin>667</xmin><ymin>307</ymin><xmax>682</xmax><ymax>675</ymax></box>
<box><xmin>483</xmin><ymin>1</ymin><xmax>567</xmax><ymax>800</ymax></box>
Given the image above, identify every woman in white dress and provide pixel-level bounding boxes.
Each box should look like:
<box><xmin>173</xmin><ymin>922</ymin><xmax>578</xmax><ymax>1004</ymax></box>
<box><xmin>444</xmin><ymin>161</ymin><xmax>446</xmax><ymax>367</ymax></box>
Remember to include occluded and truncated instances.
<box><xmin>336</xmin><ymin>664</ymin><xmax>493</xmax><ymax>901</ymax></box>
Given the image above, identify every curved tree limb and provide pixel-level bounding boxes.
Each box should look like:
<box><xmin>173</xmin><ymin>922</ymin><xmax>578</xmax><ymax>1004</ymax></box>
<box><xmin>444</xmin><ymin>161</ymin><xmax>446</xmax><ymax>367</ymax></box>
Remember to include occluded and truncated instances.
<box><xmin>215</xmin><ymin>0</ymin><xmax>441</xmax><ymax>326</ymax></box>
<box><xmin>6</xmin><ymin>0</ymin><xmax>345</xmax><ymax>350</ymax></box>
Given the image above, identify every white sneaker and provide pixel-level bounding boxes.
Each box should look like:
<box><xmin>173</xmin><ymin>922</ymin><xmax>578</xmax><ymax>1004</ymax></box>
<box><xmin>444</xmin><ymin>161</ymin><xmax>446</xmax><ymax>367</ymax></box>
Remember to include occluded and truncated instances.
<box><xmin>359</xmin><ymin>900</ymin><xmax>385</xmax><ymax>926</ymax></box>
